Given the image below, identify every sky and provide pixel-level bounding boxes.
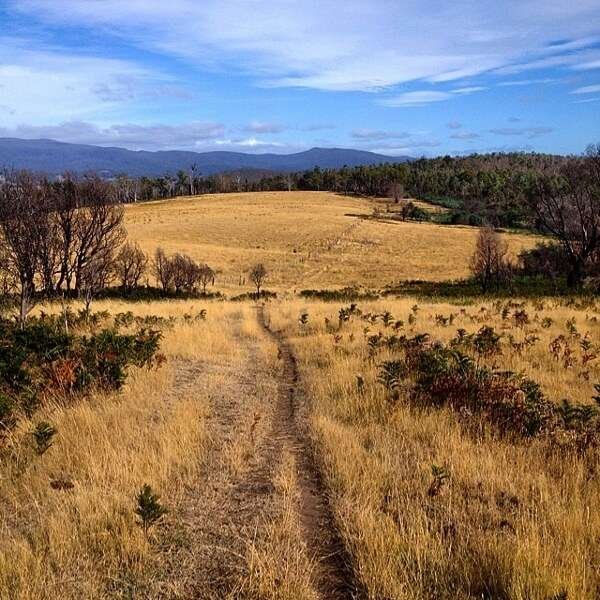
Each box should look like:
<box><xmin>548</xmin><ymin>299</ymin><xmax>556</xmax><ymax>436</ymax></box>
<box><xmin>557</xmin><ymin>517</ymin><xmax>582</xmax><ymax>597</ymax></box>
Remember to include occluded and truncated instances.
<box><xmin>1</xmin><ymin>0</ymin><xmax>599</xmax><ymax>157</ymax></box>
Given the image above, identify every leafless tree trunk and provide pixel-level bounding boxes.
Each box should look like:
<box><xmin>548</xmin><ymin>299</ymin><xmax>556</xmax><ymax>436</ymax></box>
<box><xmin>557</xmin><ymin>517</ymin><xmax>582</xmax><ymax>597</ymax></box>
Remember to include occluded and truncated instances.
<box><xmin>528</xmin><ymin>147</ymin><xmax>600</xmax><ymax>288</ymax></box>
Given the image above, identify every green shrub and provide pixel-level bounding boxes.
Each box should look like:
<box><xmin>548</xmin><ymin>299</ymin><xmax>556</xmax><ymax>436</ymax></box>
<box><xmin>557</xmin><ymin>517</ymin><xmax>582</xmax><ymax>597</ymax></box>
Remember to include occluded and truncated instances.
<box><xmin>32</xmin><ymin>421</ymin><xmax>57</xmax><ymax>455</ymax></box>
<box><xmin>135</xmin><ymin>484</ymin><xmax>167</xmax><ymax>536</ymax></box>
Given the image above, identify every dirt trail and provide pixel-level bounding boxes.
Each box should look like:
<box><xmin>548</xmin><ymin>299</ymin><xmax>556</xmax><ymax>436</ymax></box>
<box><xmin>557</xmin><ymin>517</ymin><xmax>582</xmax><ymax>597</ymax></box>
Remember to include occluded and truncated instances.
<box><xmin>154</xmin><ymin>309</ymin><xmax>360</xmax><ymax>599</ymax></box>
<box><xmin>256</xmin><ymin>304</ymin><xmax>360</xmax><ymax>600</ymax></box>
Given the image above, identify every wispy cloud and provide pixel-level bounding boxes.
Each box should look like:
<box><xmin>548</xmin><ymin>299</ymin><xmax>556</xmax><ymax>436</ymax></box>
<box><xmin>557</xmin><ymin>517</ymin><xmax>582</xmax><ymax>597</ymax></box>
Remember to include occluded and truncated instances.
<box><xmin>380</xmin><ymin>91</ymin><xmax>452</xmax><ymax>107</ymax></box>
<box><xmin>0</xmin><ymin>37</ymin><xmax>180</xmax><ymax>126</ymax></box>
<box><xmin>350</xmin><ymin>129</ymin><xmax>410</xmax><ymax>140</ymax></box>
<box><xmin>572</xmin><ymin>97</ymin><xmax>600</xmax><ymax>104</ymax></box>
<box><xmin>11</xmin><ymin>0</ymin><xmax>600</xmax><ymax>92</ymax></box>
<box><xmin>489</xmin><ymin>126</ymin><xmax>553</xmax><ymax>138</ymax></box>
<box><xmin>498</xmin><ymin>78</ymin><xmax>560</xmax><ymax>86</ymax></box>
<box><xmin>450</xmin><ymin>131</ymin><xmax>480</xmax><ymax>140</ymax></box>
<box><xmin>243</xmin><ymin>121</ymin><xmax>286</xmax><ymax>134</ymax></box>
<box><xmin>299</xmin><ymin>123</ymin><xmax>337</xmax><ymax>132</ymax></box>
<box><xmin>0</xmin><ymin>121</ymin><xmax>225</xmax><ymax>150</ymax></box>
<box><xmin>447</xmin><ymin>121</ymin><xmax>463</xmax><ymax>129</ymax></box>
<box><xmin>452</xmin><ymin>86</ymin><xmax>487</xmax><ymax>94</ymax></box>
<box><xmin>572</xmin><ymin>59</ymin><xmax>600</xmax><ymax>71</ymax></box>
<box><xmin>571</xmin><ymin>84</ymin><xmax>600</xmax><ymax>94</ymax></box>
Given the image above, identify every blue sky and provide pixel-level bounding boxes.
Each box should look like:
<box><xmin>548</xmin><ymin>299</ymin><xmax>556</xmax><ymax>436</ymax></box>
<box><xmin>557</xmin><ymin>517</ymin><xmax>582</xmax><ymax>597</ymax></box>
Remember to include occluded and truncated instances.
<box><xmin>1</xmin><ymin>0</ymin><xmax>599</xmax><ymax>156</ymax></box>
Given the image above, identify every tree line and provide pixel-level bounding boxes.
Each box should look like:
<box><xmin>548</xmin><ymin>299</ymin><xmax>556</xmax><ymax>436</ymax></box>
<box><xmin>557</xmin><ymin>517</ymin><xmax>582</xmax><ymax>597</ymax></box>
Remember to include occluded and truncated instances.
<box><xmin>0</xmin><ymin>172</ymin><xmax>226</xmax><ymax>324</ymax></box>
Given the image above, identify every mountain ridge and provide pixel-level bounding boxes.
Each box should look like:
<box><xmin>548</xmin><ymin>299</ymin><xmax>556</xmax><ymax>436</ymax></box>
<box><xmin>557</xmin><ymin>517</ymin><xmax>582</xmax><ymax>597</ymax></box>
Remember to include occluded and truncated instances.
<box><xmin>0</xmin><ymin>138</ymin><xmax>407</xmax><ymax>177</ymax></box>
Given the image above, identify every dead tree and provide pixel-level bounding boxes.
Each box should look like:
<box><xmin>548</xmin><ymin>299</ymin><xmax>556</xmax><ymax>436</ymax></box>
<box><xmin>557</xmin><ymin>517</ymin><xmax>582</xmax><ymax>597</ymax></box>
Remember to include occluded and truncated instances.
<box><xmin>0</xmin><ymin>171</ymin><xmax>48</xmax><ymax>324</ymax></box>
<box><xmin>198</xmin><ymin>264</ymin><xmax>215</xmax><ymax>294</ymax></box>
<box><xmin>114</xmin><ymin>242</ymin><xmax>148</xmax><ymax>292</ymax></box>
<box><xmin>528</xmin><ymin>147</ymin><xmax>600</xmax><ymax>288</ymax></box>
<box><xmin>249</xmin><ymin>263</ymin><xmax>268</xmax><ymax>297</ymax></box>
<box><xmin>470</xmin><ymin>227</ymin><xmax>511</xmax><ymax>292</ymax></box>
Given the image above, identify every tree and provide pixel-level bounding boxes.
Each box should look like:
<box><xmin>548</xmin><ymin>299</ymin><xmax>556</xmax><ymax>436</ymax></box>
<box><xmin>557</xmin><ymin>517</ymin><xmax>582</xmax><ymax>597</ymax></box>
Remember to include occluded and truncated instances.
<box><xmin>198</xmin><ymin>264</ymin><xmax>215</xmax><ymax>294</ymax></box>
<box><xmin>79</xmin><ymin>256</ymin><xmax>111</xmax><ymax>313</ymax></box>
<box><xmin>0</xmin><ymin>171</ymin><xmax>48</xmax><ymax>324</ymax></box>
<box><xmin>170</xmin><ymin>253</ymin><xmax>199</xmax><ymax>293</ymax></box>
<box><xmin>528</xmin><ymin>146</ymin><xmax>600</xmax><ymax>288</ymax></box>
<box><xmin>70</xmin><ymin>176</ymin><xmax>125</xmax><ymax>292</ymax></box>
<box><xmin>153</xmin><ymin>247</ymin><xmax>173</xmax><ymax>292</ymax></box>
<box><xmin>189</xmin><ymin>163</ymin><xmax>198</xmax><ymax>196</ymax></box>
<box><xmin>389</xmin><ymin>181</ymin><xmax>404</xmax><ymax>203</ymax></box>
<box><xmin>135</xmin><ymin>484</ymin><xmax>167</xmax><ymax>536</ymax></box>
<box><xmin>470</xmin><ymin>227</ymin><xmax>512</xmax><ymax>292</ymax></box>
<box><xmin>249</xmin><ymin>263</ymin><xmax>267</xmax><ymax>297</ymax></box>
<box><xmin>114</xmin><ymin>242</ymin><xmax>148</xmax><ymax>292</ymax></box>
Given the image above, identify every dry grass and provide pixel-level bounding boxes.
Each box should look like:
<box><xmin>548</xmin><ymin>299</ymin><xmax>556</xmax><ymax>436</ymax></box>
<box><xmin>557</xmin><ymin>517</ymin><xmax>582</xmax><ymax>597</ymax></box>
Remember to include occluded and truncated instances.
<box><xmin>240</xmin><ymin>451</ymin><xmax>318</xmax><ymax>600</ymax></box>
<box><xmin>0</xmin><ymin>300</ymin><xmax>247</xmax><ymax>599</ymax></box>
<box><xmin>1</xmin><ymin>190</ymin><xmax>594</xmax><ymax>598</ymax></box>
<box><xmin>267</xmin><ymin>296</ymin><xmax>600</xmax><ymax>599</ymax></box>
<box><xmin>124</xmin><ymin>191</ymin><xmax>538</xmax><ymax>291</ymax></box>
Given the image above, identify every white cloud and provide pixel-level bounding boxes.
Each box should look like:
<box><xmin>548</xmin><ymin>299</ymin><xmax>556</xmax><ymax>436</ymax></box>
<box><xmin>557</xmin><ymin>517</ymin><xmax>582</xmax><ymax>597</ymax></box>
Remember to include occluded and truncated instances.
<box><xmin>571</xmin><ymin>84</ymin><xmax>600</xmax><ymax>94</ymax></box>
<box><xmin>0</xmin><ymin>37</ymin><xmax>179</xmax><ymax>126</ymax></box>
<box><xmin>498</xmin><ymin>78</ymin><xmax>560</xmax><ymax>86</ymax></box>
<box><xmin>351</xmin><ymin>129</ymin><xmax>410</xmax><ymax>140</ymax></box>
<box><xmin>0</xmin><ymin>121</ymin><xmax>225</xmax><ymax>150</ymax></box>
<box><xmin>450</xmin><ymin>131</ymin><xmax>481</xmax><ymax>140</ymax></box>
<box><xmin>572</xmin><ymin>97</ymin><xmax>600</xmax><ymax>104</ymax></box>
<box><xmin>451</xmin><ymin>86</ymin><xmax>488</xmax><ymax>94</ymax></box>
<box><xmin>243</xmin><ymin>121</ymin><xmax>286</xmax><ymax>134</ymax></box>
<box><xmin>11</xmin><ymin>0</ymin><xmax>600</xmax><ymax>92</ymax></box>
<box><xmin>380</xmin><ymin>91</ymin><xmax>452</xmax><ymax>107</ymax></box>
<box><xmin>489</xmin><ymin>126</ymin><xmax>554</xmax><ymax>138</ymax></box>
<box><xmin>572</xmin><ymin>59</ymin><xmax>600</xmax><ymax>71</ymax></box>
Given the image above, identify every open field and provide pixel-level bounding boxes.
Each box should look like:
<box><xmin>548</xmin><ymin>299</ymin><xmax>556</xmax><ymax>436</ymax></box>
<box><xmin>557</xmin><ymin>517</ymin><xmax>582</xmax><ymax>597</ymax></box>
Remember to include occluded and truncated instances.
<box><xmin>1</xmin><ymin>191</ymin><xmax>598</xmax><ymax>599</ymax></box>
<box><xmin>124</xmin><ymin>191</ymin><xmax>539</xmax><ymax>292</ymax></box>
<box><xmin>267</xmin><ymin>296</ymin><xmax>600</xmax><ymax>599</ymax></box>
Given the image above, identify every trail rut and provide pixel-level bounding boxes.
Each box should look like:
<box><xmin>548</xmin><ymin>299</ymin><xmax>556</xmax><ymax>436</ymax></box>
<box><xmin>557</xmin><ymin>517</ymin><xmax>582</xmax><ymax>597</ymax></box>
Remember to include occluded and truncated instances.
<box><xmin>154</xmin><ymin>308</ymin><xmax>361</xmax><ymax>599</ymax></box>
<box><xmin>256</xmin><ymin>304</ymin><xmax>361</xmax><ymax>600</ymax></box>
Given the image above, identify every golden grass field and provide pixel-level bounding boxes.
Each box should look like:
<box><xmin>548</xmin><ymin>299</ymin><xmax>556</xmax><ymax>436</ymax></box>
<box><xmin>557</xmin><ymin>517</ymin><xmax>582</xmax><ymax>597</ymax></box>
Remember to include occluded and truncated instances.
<box><xmin>1</xmin><ymin>192</ymin><xmax>598</xmax><ymax>599</ymax></box>
<box><xmin>267</xmin><ymin>296</ymin><xmax>600</xmax><ymax>599</ymax></box>
<box><xmin>124</xmin><ymin>191</ymin><xmax>539</xmax><ymax>292</ymax></box>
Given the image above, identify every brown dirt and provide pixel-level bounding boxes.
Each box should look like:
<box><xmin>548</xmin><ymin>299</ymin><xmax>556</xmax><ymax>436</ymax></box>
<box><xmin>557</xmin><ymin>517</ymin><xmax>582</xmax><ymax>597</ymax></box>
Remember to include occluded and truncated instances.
<box><xmin>257</xmin><ymin>305</ymin><xmax>363</xmax><ymax>600</ymax></box>
<box><xmin>152</xmin><ymin>308</ymin><xmax>361</xmax><ymax>599</ymax></box>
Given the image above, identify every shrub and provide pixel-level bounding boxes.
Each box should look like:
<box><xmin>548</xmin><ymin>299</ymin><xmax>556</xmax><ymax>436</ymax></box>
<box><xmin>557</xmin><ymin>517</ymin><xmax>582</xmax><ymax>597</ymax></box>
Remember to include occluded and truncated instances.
<box><xmin>0</xmin><ymin>316</ymin><xmax>163</xmax><ymax>438</ymax></box>
<box><xmin>32</xmin><ymin>421</ymin><xmax>57</xmax><ymax>455</ymax></box>
<box><xmin>377</xmin><ymin>333</ymin><xmax>600</xmax><ymax>447</ymax></box>
<box><xmin>135</xmin><ymin>484</ymin><xmax>167</xmax><ymax>536</ymax></box>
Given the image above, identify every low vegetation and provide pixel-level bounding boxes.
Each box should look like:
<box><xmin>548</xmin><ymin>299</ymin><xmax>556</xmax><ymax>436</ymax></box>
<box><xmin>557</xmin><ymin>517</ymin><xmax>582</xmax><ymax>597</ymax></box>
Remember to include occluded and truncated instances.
<box><xmin>268</xmin><ymin>296</ymin><xmax>600</xmax><ymax>599</ymax></box>
<box><xmin>0</xmin><ymin>164</ymin><xmax>598</xmax><ymax>598</ymax></box>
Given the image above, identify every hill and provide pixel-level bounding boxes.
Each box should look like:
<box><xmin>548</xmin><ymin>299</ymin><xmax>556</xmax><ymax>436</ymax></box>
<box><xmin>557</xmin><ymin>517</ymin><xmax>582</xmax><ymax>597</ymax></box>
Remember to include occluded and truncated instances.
<box><xmin>0</xmin><ymin>138</ymin><xmax>404</xmax><ymax>177</ymax></box>
<box><xmin>124</xmin><ymin>190</ymin><xmax>538</xmax><ymax>291</ymax></box>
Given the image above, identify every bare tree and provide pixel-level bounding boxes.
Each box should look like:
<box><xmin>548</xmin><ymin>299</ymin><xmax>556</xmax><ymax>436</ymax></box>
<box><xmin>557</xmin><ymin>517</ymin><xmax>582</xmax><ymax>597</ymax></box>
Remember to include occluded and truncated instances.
<box><xmin>198</xmin><ymin>264</ymin><xmax>215</xmax><ymax>294</ymax></box>
<box><xmin>189</xmin><ymin>163</ymin><xmax>198</xmax><ymax>196</ymax></box>
<box><xmin>47</xmin><ymin>174</ymin><xmax>125</xmax><ymax>294</ymax></box>
<box><xmin>70</xmin><ymin>176</ymin><xmax>126</xmax><ymax>292</ymax></box>
<box><xmin>528</xmin><ymin>146</ymin><xmax>600</xmax><ymax>287</ymax></box>
<box><xmin>79</xmin><ymin>256</ymin><xmax>112</xmax><ymax>313</ymax></box>
<box><xmin>0</xmin><ymin>171</ymin><xmax>47</xmax><ymax>324</ymax></box>
<box><xmin>470</xmin><ymin>227</ymin><xmax>512</xmax><ymax>292</ymax></box>
<box><xmin>249</xmin><ymin>263</ymin><xmax>267</xmax><ymax>297</ymax></box>
<box><xmin>170</xmin><ymin>253</ymin><xmax>200</xmax><ymax>293</ymax></box>
<box><xmin>389</xmin><ymin>181</ymin><xmax>404</xmax><ymax>204</ymax></box>
<box><xmin>153</xmin><ymin>247</ymin><xmax>173</xmax><ymax>292</ymax></box>
<box><xmin>114</xmin><ymin>242</ymin><xmax>148</xmax><ymax>292</ymax></box>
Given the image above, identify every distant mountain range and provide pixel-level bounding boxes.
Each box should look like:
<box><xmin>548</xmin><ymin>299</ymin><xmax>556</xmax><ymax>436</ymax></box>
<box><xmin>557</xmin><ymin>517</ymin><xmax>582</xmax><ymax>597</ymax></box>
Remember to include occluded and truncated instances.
<box><xmin>0</xmin><ymin>138</ymin><xmax>407</xmax><ymax>178</ymax></box>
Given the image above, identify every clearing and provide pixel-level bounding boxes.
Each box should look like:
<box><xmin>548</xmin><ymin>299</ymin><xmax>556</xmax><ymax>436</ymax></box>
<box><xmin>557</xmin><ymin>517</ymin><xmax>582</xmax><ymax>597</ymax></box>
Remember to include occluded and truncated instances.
<box><xmin>124</xmin><ymin>191</ymin><xmax>538</xmax><ymax>292</ymax></box>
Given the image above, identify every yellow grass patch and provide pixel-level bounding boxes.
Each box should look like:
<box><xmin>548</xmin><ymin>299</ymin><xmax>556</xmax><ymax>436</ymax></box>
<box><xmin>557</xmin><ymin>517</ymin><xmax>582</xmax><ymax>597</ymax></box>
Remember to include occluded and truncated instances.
<box><xmin>124</xmin><ymin>191</ymin><xmax>539</xmax><ymax>291</ymax></box>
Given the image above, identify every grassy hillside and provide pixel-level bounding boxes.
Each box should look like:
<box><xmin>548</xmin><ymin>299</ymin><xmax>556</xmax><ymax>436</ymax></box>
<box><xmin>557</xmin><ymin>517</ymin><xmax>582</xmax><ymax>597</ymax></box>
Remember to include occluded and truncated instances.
<box><xmin>1</xmin><ymin>191</ymin><xmax>597</xmax><ymax>600</ymax></box>
<box><xmin>124</xmin><ymin>191</ymin><xmax>538</xmax><ymax>292</ymax></box>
